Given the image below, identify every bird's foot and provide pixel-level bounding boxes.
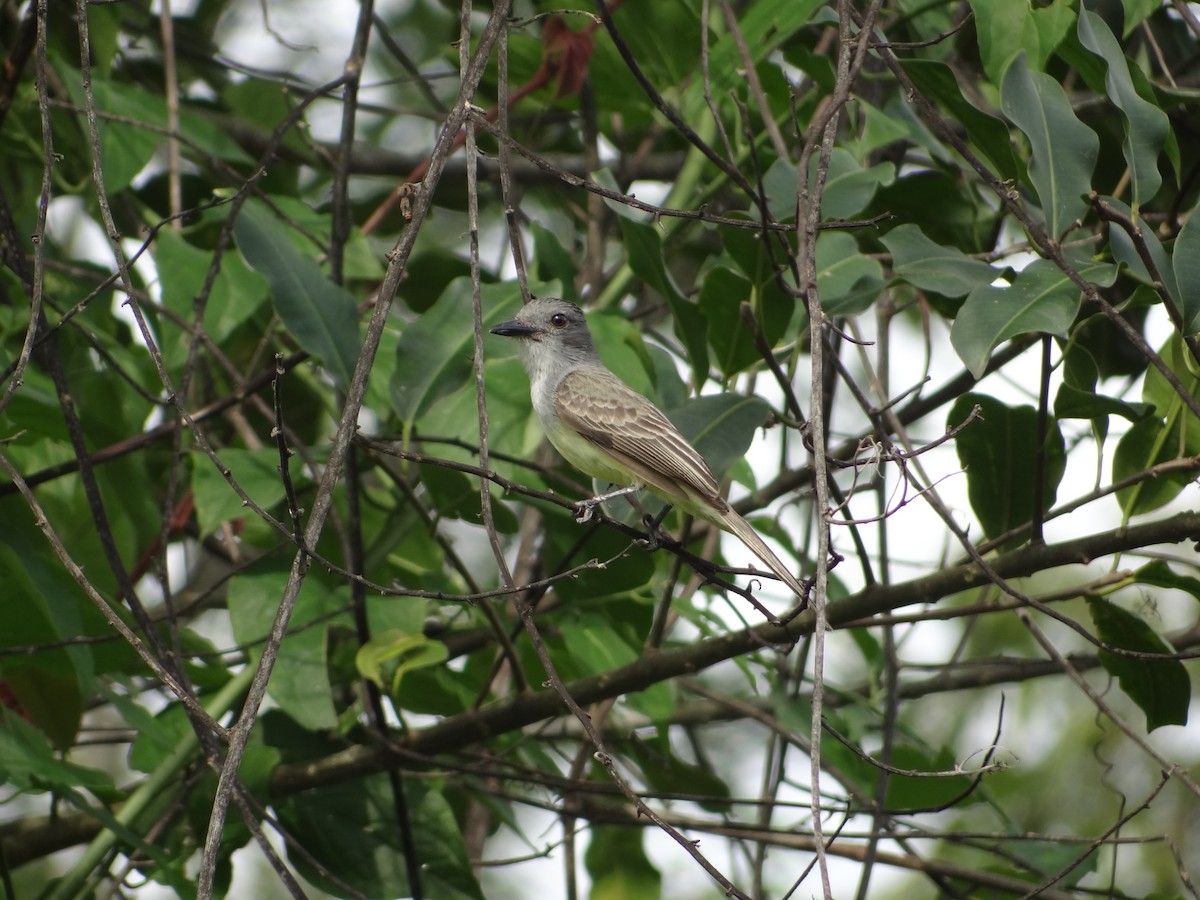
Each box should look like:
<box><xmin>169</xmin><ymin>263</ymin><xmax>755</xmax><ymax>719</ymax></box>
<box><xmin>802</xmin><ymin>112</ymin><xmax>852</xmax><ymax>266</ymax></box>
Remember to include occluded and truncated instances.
<box><xmin>574</xmin><ymin>498</ymin><xmax>600</xmax><ymax>523</ymax></box>
<box><xmin>572</xmin><ymin>484</ymin><xmax>641</xmax><ymax>524</ymax></box>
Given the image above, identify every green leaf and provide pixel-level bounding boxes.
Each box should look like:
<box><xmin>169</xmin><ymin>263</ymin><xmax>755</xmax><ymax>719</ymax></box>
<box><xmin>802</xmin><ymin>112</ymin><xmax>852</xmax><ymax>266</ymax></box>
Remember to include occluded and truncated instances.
<box><xmin>551</xmin><ymin>529</ymin><xmax>658</xmax><ymax>602</ymax></box>
<box><xmin>951</xmin><ymin>258</ymin><xmax>1115</xmax><ymax>378</ymax></box>
<box><xmin>1120</xmin><ymin>0</ymin><xmax>1160</xmax><ymax>35</ymax></box>
<box><xmin>1113</xmin><ymin>416</ymin><xmax>1195</xmax><ymax>516</ymax></box>
<box><xmin>531</xmin><ymin>222</ymin><xmax>581</xmax><ymax>306</ymax></box>
<box><xmin>276</xmin><ymin>771</ymin><xmax>484</xmax><ymax>899</ymax></box>
<box><xmin>899</xmin><ymin>60</ymin><xmax>1022</xmax><ymax>182</ymax></box>
<box><xmin>228</xmin><ymin>567</ymin><xmax>347</xmax><ymax>731</ymax></box>
<box><xmin>719</xmin><ymin>217</ymin><xmax>802</xmax><ymax>331</ymax></box>
<box><xmin>1140</xmin><ymin>338</ymin><xmax>1200</xmax><ymax>453</ymax></box>
<box><xmin>1105</xmin><ymin>196</ymin><xmax>1181</xmax><ymax>308</ymax></box>
<box><xmin>948</xmin><ymin>394</ymin><xmax>1066</xmax><ymax>543</ymax></box>
<box><xmin>61</xmin><ymin>74</ymin><xmax>158</xmax><ymax>194</ymax></box>
<box><xmin>970</xmin><ymin>0</ymin><xmax>1075</xmax><ymax>82</ymax></box>
<box><xmin>884</xmin><ymin>745</ymin><xmax>975</xmax><ymax>812</ymax></box>
<box><xmin>395</xmin><ymin>250</ymin><xmax>474</xmax><ymax>314</ymax></box>
<box><xmin>883</xmin><ymin>173</ymin><xmax>1000</xmax><ymax>259</ymax></box>
<box><xmin>765</xmin><ymin>151</ymin><xmax>894</xmax><ymax>222</ymax></box>
<box><xmin>0</xmin><ymin>708</ymin><xmax>115</xmax><ymax>796</ymax></box>
<box><xmin>234</xmin><ymin>201</ymin><xmax>362</xmax><ymax>389</ymax></box>
<box><xmin>627</xmin><ymin>737</ymin><xmax>732</xmax><ymax>812</ymax></box>
<box><xmin>882</xmin><ymin>224</ymin><xmax>999</xmax><ymax>298</ymax></box>
<box><xmin>1087</xmin><ymin>597</ymin><xmax>1189</xmax><ymax>731</ymax></box>
<box><xmin>810</xmin><ymin>149</ymin><xmax>895</xmax><ymax>221</ymax></box>
<box><xmin>1054</xmin><ymin>343</ymin><xmax>1153</xmax><ymax>422</ymax></box>
<box><xmin>1077</xmin><ymin>10</ymin><xmax>1169</xmax><ymax>209</ymax></box>
<box><xmin>1173</xmin><ymin>201</ymin><xmax>1200</xmax><ymax>333</ymax></box>
<box><xmin>0</xmin><ymin>527</ymin><xmax>94</xmax><ymax>748</ymax></box>
<box><xmin>394</xmin><ymin>279</ymin><xmax>523</xmax><ymax>426</ymax></box>
<box><xmin>616</xmin><ymin>215</ymin><xmax>709</xmax><ymax>376</ymax></box>
<box><xmin>189</xmin><ymin>447</ymin><xmax>292</xmax><ymax>536</ymax></box>
<box><xmin>266</xmin><ymin>196</ymin><xmax>385</xmax><ymax>283</ymax></box>
<box><xmin>585</xmin><ymin>827</ymin><xmax>662</xmax><ymax>900</ymax></box>
<box><xmin>1002</xmin><ymin>839</ymin><xmax>1097</xmax><ymax>887</ymax></box>
<box><xmin>1130</xmin><ymin>560</ymin><xmax>1200</xmax><ymax>604</ymax></box>
<box><xmin>64</xmin><ymin>68</ymin><xmax>253</xmax><ymax>194</ymax></box>
<box><xmin>848</xmin><ymin>98</ymin><xmax>913</xmax><ymax>159</ymax></box>
<box><xmin>680</xmin><ymin>0</ymin><xmax>825</xmax><ymax>112</ymax></box>
<box><xmin>155</xmin><ymin>229</ymin><xmax>269</xmax><ymax>370</ymax></box>
<box><xmin>817</xmin><ymin>231</ymin><xmax>885</xmax><ymax>316</ymax></box>
<box><xmin>1000</xmin><ymin>52</ymin><xmax>1099</xmax><ymax>238</ymax></box>
<box><xmin>124</xmin><ymin>699</ymin><xmax>191</xmax><ymax>775</ymax></box>
<box><xmin>699</xmin><ymin>266</ymin><xmax>757</xmax><ymax>378</ymax></box>
<box><xmin>559</xmin><ymin>615</ymin><xmax>637</xmax><ymax>678</ymax></box>
<box><xmin>1</xmin><ymin>670</ymin><xmax>82</xmax><ymax>751</ymax></box>
<box><xmin>355</xmin><ymin>630</ymin><xmax>449</xmax><ymax>696</ymax></box>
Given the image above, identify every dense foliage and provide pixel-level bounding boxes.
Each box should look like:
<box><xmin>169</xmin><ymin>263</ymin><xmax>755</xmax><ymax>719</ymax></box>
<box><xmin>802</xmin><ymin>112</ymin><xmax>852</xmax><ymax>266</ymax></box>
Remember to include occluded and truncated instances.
<box><xmin>1</xmin><ymin>0</ymin><xmax>1198</xmax><ymax>897</ymax></box>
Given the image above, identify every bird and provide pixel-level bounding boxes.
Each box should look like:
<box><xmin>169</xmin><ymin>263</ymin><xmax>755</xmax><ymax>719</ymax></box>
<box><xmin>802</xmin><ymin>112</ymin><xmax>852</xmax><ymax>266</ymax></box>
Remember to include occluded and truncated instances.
<box><xmin>490</xmin><ymin>296</ymin><xmax>805</xmax><ymax>601</ymax></box>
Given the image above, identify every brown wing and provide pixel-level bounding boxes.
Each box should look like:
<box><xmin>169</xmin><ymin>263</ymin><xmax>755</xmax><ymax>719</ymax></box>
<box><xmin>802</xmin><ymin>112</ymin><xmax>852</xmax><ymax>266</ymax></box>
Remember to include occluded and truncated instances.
<box><xmin>555</xmin><ymin>366</ymin><xmax>722</xmax><ymax>505</ymax></box>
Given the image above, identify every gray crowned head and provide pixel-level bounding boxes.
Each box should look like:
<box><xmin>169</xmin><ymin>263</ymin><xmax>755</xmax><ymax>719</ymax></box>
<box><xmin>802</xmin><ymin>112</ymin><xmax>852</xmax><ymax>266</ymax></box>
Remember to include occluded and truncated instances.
<box><xmin>489</xmin><ymin>298</ymin><xmax>599</xmax><ymax>368</ymax></box>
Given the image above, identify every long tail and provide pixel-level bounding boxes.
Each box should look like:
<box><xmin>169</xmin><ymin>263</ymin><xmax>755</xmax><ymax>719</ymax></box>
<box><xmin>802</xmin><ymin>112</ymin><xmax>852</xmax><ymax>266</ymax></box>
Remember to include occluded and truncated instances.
<box><xmin>717</xmin><ymin>507</ymin><xmax>807</xmax><ymax>599</ymax></box>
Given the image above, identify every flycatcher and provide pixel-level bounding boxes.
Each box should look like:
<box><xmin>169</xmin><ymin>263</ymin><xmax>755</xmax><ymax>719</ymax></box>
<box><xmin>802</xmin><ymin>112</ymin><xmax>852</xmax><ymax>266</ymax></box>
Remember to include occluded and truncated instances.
<box><xmin>491</xmin><ymin>297</ymin><xmax>805</xmax><ymax>600</ymax></box>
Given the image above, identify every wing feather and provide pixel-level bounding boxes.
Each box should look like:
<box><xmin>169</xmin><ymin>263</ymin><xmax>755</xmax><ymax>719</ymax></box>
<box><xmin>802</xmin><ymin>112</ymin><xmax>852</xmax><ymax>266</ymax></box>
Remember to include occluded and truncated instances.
<box><xmin>555</xmin><ymin>367</ymin><xmax>722</xmax><ymax>505</ymax></box>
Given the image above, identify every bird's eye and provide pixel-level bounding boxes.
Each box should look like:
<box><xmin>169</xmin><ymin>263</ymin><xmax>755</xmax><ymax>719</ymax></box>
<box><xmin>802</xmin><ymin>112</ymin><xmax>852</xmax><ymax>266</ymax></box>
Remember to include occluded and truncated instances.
<box><xmin>550</xmin><ymin>313</ymin><xmax>568</xmax><ymax>327</ymax></box>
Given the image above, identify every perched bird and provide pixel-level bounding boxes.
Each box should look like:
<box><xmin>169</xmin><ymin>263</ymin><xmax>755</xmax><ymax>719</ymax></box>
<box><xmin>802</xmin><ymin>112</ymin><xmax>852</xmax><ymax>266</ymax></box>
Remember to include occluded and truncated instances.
<box><xmin>491</xmin><ymin>297</ymin><xmax>805</xmax><ymax>600</ymax></box>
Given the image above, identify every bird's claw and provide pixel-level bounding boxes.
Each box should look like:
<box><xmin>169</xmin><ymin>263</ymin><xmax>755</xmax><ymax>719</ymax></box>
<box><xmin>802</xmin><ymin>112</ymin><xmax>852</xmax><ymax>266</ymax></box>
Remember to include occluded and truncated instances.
<box><xmin>574</xmin><ymin>499</ymin><xmax>598</xmax><ymax>523</ymax></box>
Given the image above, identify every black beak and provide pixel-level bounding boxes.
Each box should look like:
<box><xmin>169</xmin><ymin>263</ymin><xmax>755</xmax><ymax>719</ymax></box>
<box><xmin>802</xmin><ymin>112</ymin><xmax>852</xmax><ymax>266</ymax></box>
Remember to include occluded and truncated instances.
<box><xmin>490</xmin><ymin>319</ymin><xmax>537</xmax><ymax>338</ymax></box>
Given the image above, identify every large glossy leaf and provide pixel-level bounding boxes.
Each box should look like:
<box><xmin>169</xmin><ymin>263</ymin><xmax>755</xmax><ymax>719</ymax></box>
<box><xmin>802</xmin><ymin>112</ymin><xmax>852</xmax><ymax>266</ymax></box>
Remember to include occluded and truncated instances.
<box><xmin>882</xmin><ymin>224</ymin><xmax>999</xmax><ymax>298</ymax></box>
<box><xmin>189</xmin><ymin>447</ymin><xmax>291</xmax><ymax>537</ymax></box>
<box><xmin>1117</xmin><ymin>337</ymin><xmax>1200</xmax><ymax>515</ymax></box>
<box><xmin>948</xmin><ymin>394</ymin><xmax>1065</xmax><ymax>543</ymax></box>
<box><xmin>1054</xmin><ymin>343</ymin><xmax>1152</xmax><ymax>423</ymax></box>
<box><xmin>1120</xmin><ymin>0</ymin><xmax>1161</xmax><ymax>35</ymax></box>
<box><xmin>970</xmin><ymin>0</ymin><xmax>1074</xmax><ymax>82</ymax></box>
<box><xmin>234</xmin><ymin>200</ymin><xmax>362</xmax><ymax>389</ymax></box>
<box><xmin>155</xmin><ymin>229</ymin><xmax>269</xmax><ymax>371</ymax></box>
<box><xmin>811</xmin><ymin>150</ymin><xmax>895</xmax><ymax>221</ymax></box>
<box><xmin>884</xmin><ymin>745</ymin><xmax>974</xmax><ymax>812</ymax></box>
<box><xmin>900</xmin><ymin>59</ymin><xmax>1022</xmax><ymax>182</ymax></box>
<box><xmin>764</xmin><ymin>151</ymin><xmax>894</xmax><ymax>222</ymax></box>
<box><xmin>560</xmin><ymin>613</ymin><xmax>639</xmax><ymax>678</ymax></box>
<box><xmin>626</xmin><ymin>736</ymin><xmax>732</xmax><ymax>811</ymax></box>
<box><xmin>1106</xmin><ymin>195</ymin><xmax>1181</xmax><ymax>305</ymax></box>
<box><xmin>1131</xmin><ymin>560</ymin><xmax>1200</xmax><ymax>604</ymax></box>
<box><xmin>228</xmin><ymin>567</ymin><xmax>347</xmax><ymax>732</ymax></box>
<box><xmin>1001</xmin><ymin>52</ymin><xmax>1099</xmax><ymax>238</ymax></box>
<box><xmin>719</xmin><ymin>215</ymin><xmax>802</xmax><ymax>331</ymax></box>
<box><xmin>392</xmin><ymin>279</ymin><xmax>524</xmax><ymax>426</ymax></box>
<box><xmin>680</xmin><ymin>0</ymin><xmax>825</xmax><ymax>111</ymax></box>
<box><xmin>0</xmin><ymin>708</ymin><xmax>116</xmax><ymax>795</ymax></box>
<box><xmin>699</xmin><ymin>266</ymin><xmax>757</xmax><ymax>377</ymax></box>
<box><xmin>585</xmin><ymin>827</ymin><xmax>663</xmax><ymax>900</ymax></box>
<box><xmin>0</xmin><ymin>526</ymin><xmax>92</xmax><ymax>748</ymax></box>
<box><xmin>1087</xmin><ymin>597</ymin><xmax>1190</xmax><ymax>731</ymax></box>
<box><xmin>817</xmin><ymin>231</ymin><xmax>885</xmax><ymax>315</ymax></box>
<box><xmin>951</xmin><ymin>258</ymin><xmax>1116</xmax><ymax>378</ymax></box>
<box><xmin>1173</xmin><ymin>200</ymin><xmax>1200</xmax><ymax>333</ymax></box>
<box><xmin>273</xmin><ymin>759</ymin><xmax>484</xmax><ymax>900</ymax></box>
<box><xmin>1113</xmin><ymin>416</ymin><xmax>1195</xmax><ymax>516</ymax></box>
<box><xmin>1077</xmin><ymin>10</ymin><xmax>1169</xmax><ymax>209</ymax></box>
<box><xmin>616</xmin><ymin>214</ymin><xmax>709</xmax><ymax>376</ymax></box>
<box><xmin>356</xmin><ymin>630</ymin><xmax>449</xmax><ymax>697</ymax></box>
